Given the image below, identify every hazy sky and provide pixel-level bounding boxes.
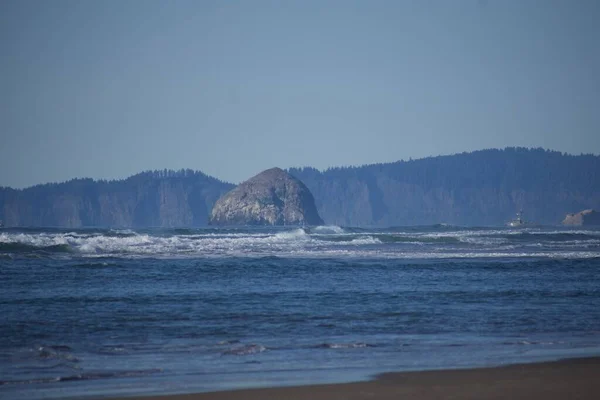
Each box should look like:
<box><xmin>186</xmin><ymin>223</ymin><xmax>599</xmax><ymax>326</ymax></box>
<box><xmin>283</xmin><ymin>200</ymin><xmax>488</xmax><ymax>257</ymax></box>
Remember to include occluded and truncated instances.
<box><xmin>1</xmin><ymin>0</ymin><xmax>599</xmax><ymax>187</ymax></box>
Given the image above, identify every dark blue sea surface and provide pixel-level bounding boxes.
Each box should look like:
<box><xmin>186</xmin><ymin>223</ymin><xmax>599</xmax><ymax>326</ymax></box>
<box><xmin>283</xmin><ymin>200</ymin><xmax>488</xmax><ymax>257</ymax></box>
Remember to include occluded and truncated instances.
<box><xmin>1</xmin><ymin>226</ymin><xmax>600</xmax><ymax>399</ymax></box>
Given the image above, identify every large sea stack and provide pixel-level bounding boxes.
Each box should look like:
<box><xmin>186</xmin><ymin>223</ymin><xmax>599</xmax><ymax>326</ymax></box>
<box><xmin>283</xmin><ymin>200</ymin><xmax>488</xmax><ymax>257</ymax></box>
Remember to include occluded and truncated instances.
<box><xmin>209</xmin><ymin>168</ymin><xmax>324</xmax><ymax>226</ymax></box>
<box><xmin>562</xmin><ymin>209</ymin><xmax>600</xmax><ymax>226</ymax></box>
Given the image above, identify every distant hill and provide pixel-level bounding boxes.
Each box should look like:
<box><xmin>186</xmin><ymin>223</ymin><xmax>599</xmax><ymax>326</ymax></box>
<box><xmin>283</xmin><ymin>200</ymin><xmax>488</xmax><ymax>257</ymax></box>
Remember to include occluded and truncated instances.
<box><xmin>0</xmin><ymin>170</ymin><xmax>234</xmax><ymax>228</ymax></box>
<box><xmin>289</xmin><ymin>148</ymin><xmax>600</xmax><ymax>226</ymax></box>
<box><xmin>2</xmin><ymin>148</ymin><xmax>599</xmax><ymax>228</ymax></box>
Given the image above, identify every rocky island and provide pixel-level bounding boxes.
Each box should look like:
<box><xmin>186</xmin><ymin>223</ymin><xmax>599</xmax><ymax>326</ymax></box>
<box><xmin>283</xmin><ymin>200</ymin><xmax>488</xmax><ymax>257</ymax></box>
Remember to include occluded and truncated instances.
<box><xmin>562</xmin><ymin>209</ymin><xmax>600</xmax><ymax>226</ymax></box>
<box><xmin>209</xmin><ymin>168</ymin><xmax>324</xmax><ymax>226</ymax></box>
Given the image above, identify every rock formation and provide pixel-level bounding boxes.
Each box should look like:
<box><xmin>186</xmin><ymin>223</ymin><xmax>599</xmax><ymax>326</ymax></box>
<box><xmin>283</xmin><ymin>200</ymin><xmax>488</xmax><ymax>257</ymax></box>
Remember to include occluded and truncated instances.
<box><xmin>562</xmin><ymin>209</ymin><xmax>600</xmax><ymax>226</ymax></box>
<box><xmin>209</xmin><ymin>168</ymin><xmax>324</xmax><ymax>226</ymax></box>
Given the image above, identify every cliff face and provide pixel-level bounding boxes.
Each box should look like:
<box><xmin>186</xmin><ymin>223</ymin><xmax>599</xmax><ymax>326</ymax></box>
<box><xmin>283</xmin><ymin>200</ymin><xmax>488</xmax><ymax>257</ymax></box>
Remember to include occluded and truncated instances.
<box><xmin>289</xmin><ymin>148</ymin><xmax>600</xmax><ymax>226</ymax></box>
<box><xmin>563</xmin><ymin>210</ymin><xmax>600</xmax><ymax>226</ymax></box>
<box><xmin>0</xmin><ymin>170</ymin><xmax>234</xmax><ymax>228</ymax></box>
<box><xmin>2</xmin><ymin>149</ymin><xmax>599</xmax><ymax>228</ymax></box>
<box><xmin>210</xmin><ymin>168</ymin><xmax>324</xmax><ymax>226</ymax></box>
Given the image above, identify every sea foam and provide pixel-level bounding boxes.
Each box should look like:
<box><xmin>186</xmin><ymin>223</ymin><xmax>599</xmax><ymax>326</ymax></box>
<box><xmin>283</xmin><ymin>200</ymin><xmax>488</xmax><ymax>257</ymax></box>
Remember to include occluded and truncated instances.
<box><xmin>0</xmin><ymin>227</ymin><xmax>598</xmax><ymax>259</ymax></box>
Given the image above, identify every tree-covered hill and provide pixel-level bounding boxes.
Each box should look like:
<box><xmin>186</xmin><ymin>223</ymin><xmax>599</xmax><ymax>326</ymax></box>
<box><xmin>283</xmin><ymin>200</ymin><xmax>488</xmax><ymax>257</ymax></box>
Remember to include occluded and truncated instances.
<box><xmin>1</xmin><ymin>148</ymin><xmax>598</xmax><ymax>228</ymax></box>
<box><xmin>0</xmin><ymin>169</ymin><xmax>234</xmax><ymax>228</ymax></box>
<box><xmin>289</xmin><ymin>148</ymin><xmax>600</xmax><ymax>226</ymax></box>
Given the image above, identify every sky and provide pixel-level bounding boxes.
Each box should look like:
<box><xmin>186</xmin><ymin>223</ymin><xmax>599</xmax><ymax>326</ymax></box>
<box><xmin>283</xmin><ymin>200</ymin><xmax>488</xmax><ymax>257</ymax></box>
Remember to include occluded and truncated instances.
<box><xmin>1</xmin><ymin>0</ymin><xmax>599</xmax><ymax>188</ymax></box>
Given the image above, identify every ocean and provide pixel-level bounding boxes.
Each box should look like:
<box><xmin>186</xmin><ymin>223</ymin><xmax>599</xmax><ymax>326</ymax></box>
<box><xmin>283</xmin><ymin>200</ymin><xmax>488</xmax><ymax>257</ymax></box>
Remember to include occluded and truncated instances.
<box><xmin>1</xmin><ymin>225</ymin><xmax>600</xmax><ymax>399</ymax></box>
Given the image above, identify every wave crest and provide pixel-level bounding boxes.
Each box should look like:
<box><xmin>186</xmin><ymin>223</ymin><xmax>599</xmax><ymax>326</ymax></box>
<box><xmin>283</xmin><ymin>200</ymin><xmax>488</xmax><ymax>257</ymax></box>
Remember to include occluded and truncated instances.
<box><xmin>1</xmin><ymin>227</ymin><xmax>597</xmax><ymax>259</ymax></box>
<box><xmin>315</xmin><ymin>342</ymin><xmax>374</xmax><ymax>349</ymax></box>
<box><xmin>222</xmin><ymin>344</ymin><xmax>267</xmax><ymax>356</ymax></box>
<box><xmin>312</xmin><ymin>225</ymin><xmax>345</xmax><ymax>234</ymax></box>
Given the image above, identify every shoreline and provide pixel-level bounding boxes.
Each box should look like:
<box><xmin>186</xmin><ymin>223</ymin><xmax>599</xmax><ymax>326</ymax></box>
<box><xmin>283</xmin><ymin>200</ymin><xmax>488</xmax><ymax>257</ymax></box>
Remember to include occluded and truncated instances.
<box><xmin>105</xmin><ymin>356</ymin><xmax>600</xmax><ymax>400</ymax></box>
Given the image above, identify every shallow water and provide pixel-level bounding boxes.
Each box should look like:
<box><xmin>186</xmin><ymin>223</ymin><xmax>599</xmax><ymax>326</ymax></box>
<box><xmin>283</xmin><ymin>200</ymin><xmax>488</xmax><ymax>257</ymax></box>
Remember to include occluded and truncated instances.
<box><xmin>1</xmin><ymin>226</ymin><xmax>600</xmax><ymax>399</ymax></box>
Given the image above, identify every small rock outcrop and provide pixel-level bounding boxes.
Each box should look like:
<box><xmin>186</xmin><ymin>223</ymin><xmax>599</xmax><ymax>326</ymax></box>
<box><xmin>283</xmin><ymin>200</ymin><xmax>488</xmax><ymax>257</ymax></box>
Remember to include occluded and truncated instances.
<box><xmin>209</xmin><ymin>168</ymin><xmax>324</xmax><ymax>226</ymax></box>
<box><xmin>562</xmin><ymin>209</ymin><xmax>600</xmax><ymax>226</ymax></box>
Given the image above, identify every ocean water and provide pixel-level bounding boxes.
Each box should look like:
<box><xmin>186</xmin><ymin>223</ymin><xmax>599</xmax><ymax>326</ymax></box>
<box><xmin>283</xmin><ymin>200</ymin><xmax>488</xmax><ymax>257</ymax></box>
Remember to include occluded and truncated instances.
<box><xmin>1</xmin><ymin>225</ymin><xmax>600</xmax><ymax>399</ymax></box>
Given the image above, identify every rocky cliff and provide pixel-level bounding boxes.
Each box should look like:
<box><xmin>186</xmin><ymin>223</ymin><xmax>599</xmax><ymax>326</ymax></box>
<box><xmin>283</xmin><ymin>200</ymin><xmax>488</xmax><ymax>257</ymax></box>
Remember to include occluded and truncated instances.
<box><xmin>2</xmin><ymin>148</ymin><xmax>599</xmax><ymax>228</ymax></box>
<box><xmin>0</xmin><ymin>170</ymin><xmax>233</xmax><ymax>228</ymax></box>
<box><xmin>563</xmin><ymin>209</ymin><xmax>600</xmax><ymax>226</ymax></box>
<box><xmin>209</xmin><ymin>168</ymin><xmax>324</xmax><ymax>226</ymax></box>
<box><xmin>289</xmin><ymin>148</ymin><xmax>600</xmax><ymax>226</ymax></box>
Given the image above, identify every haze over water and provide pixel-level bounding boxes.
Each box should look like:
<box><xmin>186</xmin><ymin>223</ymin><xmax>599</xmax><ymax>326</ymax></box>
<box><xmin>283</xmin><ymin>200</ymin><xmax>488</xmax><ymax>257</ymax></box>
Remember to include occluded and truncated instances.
<box><xmin>1</xmin><ymin>225</ymin><xmax>600</xmax><ymax>399</ymax></box>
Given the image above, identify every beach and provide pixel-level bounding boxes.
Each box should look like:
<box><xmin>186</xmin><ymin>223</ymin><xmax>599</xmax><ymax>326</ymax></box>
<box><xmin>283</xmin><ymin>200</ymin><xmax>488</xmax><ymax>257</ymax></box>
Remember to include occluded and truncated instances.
<box><xmin>111</xmin><ymin>357</ymin><xmax>600</xmax><ymax>400</ymax></box>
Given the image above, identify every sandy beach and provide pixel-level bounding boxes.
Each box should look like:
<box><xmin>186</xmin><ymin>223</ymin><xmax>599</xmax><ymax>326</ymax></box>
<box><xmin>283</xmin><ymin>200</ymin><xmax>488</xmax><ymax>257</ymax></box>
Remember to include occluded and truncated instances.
<box><xmin>108</xmin><ymin>357</ymin><xmax>600</xmax><ymax>400</ymax></box>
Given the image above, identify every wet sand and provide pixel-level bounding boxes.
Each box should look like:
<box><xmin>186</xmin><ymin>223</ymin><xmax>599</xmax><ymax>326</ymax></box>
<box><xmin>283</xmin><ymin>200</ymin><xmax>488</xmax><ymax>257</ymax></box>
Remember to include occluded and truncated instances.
<box><xmin>110</xmin><ymin>357</ymin><xmax>600</xmax><ymax>400</ymax></box>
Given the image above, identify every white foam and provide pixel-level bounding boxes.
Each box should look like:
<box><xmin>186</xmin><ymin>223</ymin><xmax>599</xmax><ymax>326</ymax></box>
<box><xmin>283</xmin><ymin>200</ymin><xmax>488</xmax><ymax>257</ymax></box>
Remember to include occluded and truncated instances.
<box><xmin>337</xmin><ymin>236</ymin><xmax>382</xmax><ymax>245</ymax></box>
<box><xmin>319</xmin><ymin>342</ymin><xmax>371</xmax><ymax>349</ymax></box>
<box><xmin>109</xmin><ymin>229</ymin><xmax>136</xmax><ymax>235</ymax></box>
<box><xmin>312</xmin><ymin>225</ymin><xmax>345</xmax><ymax>234</ymax></box>
<box><xmin>273</xmin><ymin>228</ymin><xmax>310</xmax><ymax>241</ymax></box>
<box><xmin>0</xmin><ymin>232</ymin><xmax>70</xmax><ymax>247</ymax></box>
<box><xmin>459</xmin><ymin>236</ymin><xmax>509</xmax><ymax>245</ymax></box>
<box><xmin>1</xmin><ymin>228</ymin><xmax>598</xmax><ymax>260</ymax></box>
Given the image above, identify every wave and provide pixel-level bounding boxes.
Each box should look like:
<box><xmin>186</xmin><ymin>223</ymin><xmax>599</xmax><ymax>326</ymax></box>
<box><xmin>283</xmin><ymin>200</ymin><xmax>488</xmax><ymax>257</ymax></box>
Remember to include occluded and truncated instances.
<box><xmin>314</xmin><ymin>342</ymin><xmax>375</xmax><ymax>349</ymax></box>
<box><xmin>499</xmin><ymin>232</ymin><xmax>600</xmax><ymax>242</ymax></box>
<box><xmin>1</xmin><ymin>227</ymin><xmax>598</xmax><ymax>259</ymax></box>
<box><xmin>105</xmin><ymin>229</ymin><xmax>138</xmax><ymax>238</ymax></box>
<box><xmin>35</xmin><ymin>346</ymin><xmax>79</xmax><ymax>362</ymax></box>
<box><xmin>222</xmin><ymin>344</ymin><xmax>266</xmax><ymax>356</ymax></box>
<box><xmin>0</xmin><ymin>368</ymin><xmax>162</xmax><ymax>386</ymax></box>
<box><xmin>310</xmin><ymin>225</ymin><xmax>346</xmax><ymax>234</ymax></box>
<box><xmin>313</xmin><ymin>235</ymin><xmax>381</xmax><ymax>244</ymax></box>
<box><xmin>273</xmin><ymin>228</ymin><xmax>309</xmax><ymax>241</ymax></box>
<box><xmin>502</xmin><ymin>340</ymin><xmax>564</xmax><ymax>346</ymax></box>
<box><xmin>345</xmin><ymin>236</ymin><xmax>382</xmax><ymax>245</ymax></box>
<box><xmin>0</xmin><ymin>242</ymin><xmax>71</xmax><ymax>254</ymax></box>
<box><xmin>378</xmin><ymin>235</ymin><xmax>461</xmax><ymax>244</ymax></box>
<box><xmin>70</xmin><ymin>261</ymin><xmax>120</xmax><ymax>269</ymax></box>
<box><xmin>217</xmin><ymin>340</ymin><xmax>241</xmax><ymax>345</ymax></box>
<box><xmin>93</xmin><ymin>345</ymin><xmax>129</xmax><ymax>355</ymax></box>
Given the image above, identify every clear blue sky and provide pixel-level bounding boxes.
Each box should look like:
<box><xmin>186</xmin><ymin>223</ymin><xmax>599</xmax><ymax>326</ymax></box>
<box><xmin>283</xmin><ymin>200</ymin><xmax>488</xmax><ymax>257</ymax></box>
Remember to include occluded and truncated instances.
<box><xmin>1</xmin><ymin>0</ymin><xmax>599</xmax><ymax>187</ymax></box>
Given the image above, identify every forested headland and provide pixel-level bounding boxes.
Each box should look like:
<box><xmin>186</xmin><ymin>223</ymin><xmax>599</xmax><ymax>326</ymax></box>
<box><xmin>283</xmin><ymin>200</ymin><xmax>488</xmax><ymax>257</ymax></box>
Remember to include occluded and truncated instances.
<box><xmin>289</xmin><ymin>148</ymin><xmax>600</xmax><ymax>226</ymax></box>
<box><xmin>1</xmin><ymin>148</ymin><xmax>598</xmax><ymax>227</ymax></box>
<box><xmin>0</xmin><ymin>170</ymin><xmax>233</xmax><ymax>228</ymax></box>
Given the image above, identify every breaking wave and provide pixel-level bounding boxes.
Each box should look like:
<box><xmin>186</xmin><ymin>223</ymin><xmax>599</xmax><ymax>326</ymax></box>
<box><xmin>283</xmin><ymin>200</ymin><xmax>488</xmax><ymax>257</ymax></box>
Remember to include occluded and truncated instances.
<box><xmin>273</xmin><ymin>228</ymin><xmax>309</xmax><ymax>241</ymax></box>
<box><xmin>0</xmin><ymin>226</ymin><xmax>598</xmax><ymax>259</ymax></box>
<box><xmin>310</xmin><ymin>225</ymin><xmax>345</xmax><ymax>234</ymax></box>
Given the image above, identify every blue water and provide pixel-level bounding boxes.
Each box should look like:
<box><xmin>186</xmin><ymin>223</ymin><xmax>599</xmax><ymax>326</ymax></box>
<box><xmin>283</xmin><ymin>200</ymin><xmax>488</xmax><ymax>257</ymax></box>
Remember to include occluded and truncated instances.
<box><xmin>1</xmin><ymin>226</ymin><xmax>600</xmax><ymax>399</ymax></box>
